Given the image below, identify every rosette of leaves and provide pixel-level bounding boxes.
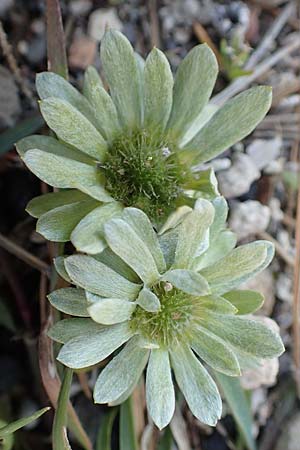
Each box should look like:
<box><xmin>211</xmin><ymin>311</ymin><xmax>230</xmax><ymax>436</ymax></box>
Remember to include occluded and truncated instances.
<box><xmin>48</xmin><ymin>199</ymin><xmax>284</xmax><ymax>429</ymax></box>
<box><xmin>16</xmin><ymin>29</ymin><xmax>272</xmax><ymax>254</ymax></box>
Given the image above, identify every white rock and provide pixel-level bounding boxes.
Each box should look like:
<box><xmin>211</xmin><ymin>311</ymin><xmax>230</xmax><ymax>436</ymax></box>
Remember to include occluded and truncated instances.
<box><xmin>210</xmin><ymin>157</ymin><xmax>231</xmax><ymax>172</ymax></box>
<box><xmin>0</xmin><ymin>0</ymin><xmax>13</xmax><ymax>17</ymax></box>
<box><xmin>70</xmin><ymin>0</ymin><xmax>92</xmax><ymax>16</ymax></box>
<box><xmin>229</xmin><ymin>200</ymin><xmax>271</xmax><ymax>239</ymax></box>
<box><xmin>269</xmin><ymin>198</ymin><xmax>284</xmax><ymax>222</ymax></box>
<box><xmin>276</xmin><ymin>272</ymin><xmax>293</xmax><ymax>303</ymax></box>
<box><xmin>88</xmin><ymin>8</ymin><xmax>122</xmax><ymax>42</ymax></box>
<box><xmin>247</xmin><ymin>137</ymin><xmax>282</xmax><ymax>171</ymax></box>
<box><xmin>217</xmin><ymin>153</ymin><xmax>260</xmax><ymax>198</ymax></box>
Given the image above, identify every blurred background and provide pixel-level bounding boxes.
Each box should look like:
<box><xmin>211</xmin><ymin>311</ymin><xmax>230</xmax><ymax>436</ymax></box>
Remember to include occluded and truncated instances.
<box><xmin>0</xmin><ymin>1</ymin><xmax>299</xmax><ymax>449</ymax></box>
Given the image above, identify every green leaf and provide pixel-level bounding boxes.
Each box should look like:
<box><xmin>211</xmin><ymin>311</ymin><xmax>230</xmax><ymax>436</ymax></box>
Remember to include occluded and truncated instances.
<box><xmin>48</xmin><ymin>318</ymin><xmax>103</xmax><ymax>344</ymax></box>
<box><xmin>199</xmin><ymin>312</ymin><xmax>284</xmax><ymax>359</ymax></box>
<box><xmin>167</xmin><ymin>44</ymin><xmax>218</xmax><ymax>140</ymax></box>
<box><xmin>40</xmin><ymin>98</ymin><xmax>107</xmax><ymax>160</ymax></box>
<box><xmin>143</xmin><ymin>48</ymin><xmax>173</xmax><ymax>131</ymax></box>
<box><xmin>0</xmin><ymin>115</ymin><xmax>43</xmax><ymax>155</ymax></box>
<box><xmin>101</xmin><ymin>30</ymin><xmax>142</xmax><ymax>129</ymax></box>
<box><xmin>223</xmin><ymin>290</ymin><xmax>264</xmax><ymax>315</ymax></box>
<box><xmin>214</xmin><ymin>373</ymin><xmax>256</xmax><ymax>450</ymax></box>
<box><xmin>71</xmin><ymin>203</ymin><xmax>123</xmax><ymax>254</ymax></box>
<box><xmin>96</xmin><ymin>408</ymin><xmax>118</xmax><ymax>450</ymax></box>
<box><xmin>136</xmin><ymin>288</ymin><xmax>160</xmax><ymax>312</ymax></box>
<box><xmin>194</xmin><ymin>230</ymin><xmax>237</xmax><ymax>271</ymax></box>
<box><xmin>119</xmin><ymin>397</ymin><xmax>138</xmax><ymax>450</ymax></box>
<box><xmin>87</xmin><ymin>297</ymin><xmax>135</xmax><ymax>325</ymax></box>
<box><xmin>198</xmin><ymin>295</ymin><xmax>238</xmax><ymax>314</ymax></box>
<box><xmin>82</xmin><ymin>66</ymin><xmax>120</xmax><ymax>141</ymax></box>
<box><xmin>83</xmin><ymin>66</ymin><xmax>103</xmax><ymax>97</ymax></box>
<box><xmin>123</xmin><ymin>208</ymin><xmax>166</xmax><ymax>273</ymax></box>
<box><xmin>23</xmin><ymin>149</ymin><xmax>112</xmax><ymax>203</ymax></box>
<box><xmin>36</xmin><ymin>200</ymin><xmax>98</xmax><ymax>242</ymax></box>
<box><xmin>201</xmin><ymin>241</ymin><xmax>274</xmax><ymax>294</ymax></box>
<box><xmin>16</xmin><ymin>134</ymin><xmax>93</xmax><ymax>165</ymax></box>
<box><xmin>0</xmin><ymin>407</ymin><xmax>51</xmax><ymax>437</ymax></box>
<box><xmin>65</xmin><ymin>255</ymin><xmax>141</xmax><ymax>300</ymax></box>
<box><xmin>36</xmin><ymin>72</ymin><xmax>97</xmax><ymax>127</ymax></box>
<box><xmin>183</xmin><ymin>168</ymin><xmax>220</xmax><ymax>198</ymax></box>
<box><xmin>173</xmin><ymin>199</ymin><xmax>214</xmax><ymax>269</ymax></box>
<box><xmin>57</xmin><ymin>323</ymin><xmax>133</xmax><ymax>369</ymax></box>
<box><xmin>191</xmin><ymin>325</ymin><xmax>241</xmax><ymax>376</ymax></box>
<box><xmin>48</xmin><ymin>288</ymin><xmax>89</xmax><ymax>317</ymax></box>
<box><xmin>146</xmin><ymin>349</ymin><xmax>175</xmax><ymax>429</ymax></box>
<box><xmin>104</xmin><ymin>218</ymin><xmax>160</xmax><ymax>285</ymax></box>
<box><xmin>94</xmin><ymin>338</ymin><xmax>148</xmax><ymax>404</ymax></box>
<box><xmin>170</xmin><ymin>345</ymin><xmax>222</xmax><ymax>426</ymax></box>
<box><xmin>161</xmin><ymin>269</ymin><xmax>210</xmax><ymax>296</ymax></box>
<box><xmin>0</xmin><ymin>420</ymin><xmax>14</xmax><ymax>450</ymax></box>
<box><xmin>182</xmin><ymin>86</ymin><xmax>272</xmax><ymax>164</ymax></box>
<box><xmin>52</xmin><ymin>368</ymin><xmax>73</xmax><ymax>450</ymax></box>
<box><xmin>27</xmin><ymin>190</ymin><xmax>90</xmax><ymax>218</ymax></box>
<box><xmin>95</xmin><ymin>248</ymin><xmax>140</xmax><ymax>284</ymax></box>
<box><xmin>54</xmin><ymin>256</ymin><xmax>71</xmax><ymax>283</ymax></box>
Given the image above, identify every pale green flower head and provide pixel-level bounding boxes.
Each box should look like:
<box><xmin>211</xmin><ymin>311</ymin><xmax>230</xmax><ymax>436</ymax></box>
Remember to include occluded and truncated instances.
<box><xmin>48</xmin><ymin>199</ymin><xmax>284</xmax><ymax>429</ymax></box>
<box><xmin>16</xmin><ymin>29</ymin><xmax>271</xmax><ymax>253</ymax></box>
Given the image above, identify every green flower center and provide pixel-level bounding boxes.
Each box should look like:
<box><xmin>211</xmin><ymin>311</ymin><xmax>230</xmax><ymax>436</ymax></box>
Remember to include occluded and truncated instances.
<box><xmin>130</xmin><ymin>284</ymin><xmax>194</xmax><ymax>348</ymax></box>
<box><xmin>102</xmin><ymin>129</ymin><xmax>187</xmax><ymax>221</ymax></box>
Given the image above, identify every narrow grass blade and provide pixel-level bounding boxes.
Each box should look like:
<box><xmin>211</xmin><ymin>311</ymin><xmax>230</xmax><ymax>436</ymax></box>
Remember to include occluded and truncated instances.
<box><xmin>52</xmin><ymin>368</ymin><xmax>73</xmax><ymax>450</ymax></box>
<box><xmin>215</xmin><ymin>373</ymin><xmax>256</xmax><ymax>450</ymax></box>
<box><xmin>119</xmin><ymin>397</ymin><xmax>138</xmax><ymax>450</ymax></box>
<box><xmin>96</xmin><ymin>408</ymin><xmax>118</xmax><ymax>450</ymax></box>
<box><xmin>46</xmin><ymin>0</ymin><xmax>68</xmax><ymax>79</ymax></box>
<box><xmin>0</xmin><ymin>407</ymin><xmax>50</xmax><ymax>437</ymax></box>
<box><xmin>0</xmin><ymin>115</ymin><xmax>44</xmax><ymax>155</ymax></box>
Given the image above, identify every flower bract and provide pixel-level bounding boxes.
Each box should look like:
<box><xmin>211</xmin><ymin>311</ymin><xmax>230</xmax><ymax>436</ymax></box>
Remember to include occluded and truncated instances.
<box><xmin>48</xmin><ymin>199</ymin><xmax>284</xmax><ymax>429</ymax></box>
<box><xmin>17</xmin><ymin>30</ymin><xmax>272</xmax><ymax>254</ymax></box>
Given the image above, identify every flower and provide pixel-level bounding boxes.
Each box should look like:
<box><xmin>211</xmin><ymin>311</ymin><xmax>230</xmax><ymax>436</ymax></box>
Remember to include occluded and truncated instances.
<box><xmin>48</xmin><ymin>199</ymin><xmax>284</xmax><ymax>429</ymax></box>
<box><xmin>17</xmin><ymin>30</ymin><xmax>271</xmax><ymax>254</ymax></box>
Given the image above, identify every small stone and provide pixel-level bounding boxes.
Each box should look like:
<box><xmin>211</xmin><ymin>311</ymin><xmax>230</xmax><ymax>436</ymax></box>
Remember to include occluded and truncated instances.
<box><xmin>246</xmin><ymin>137</ymin><xmax>282</xmax><ymax>171</ymax></box>
<box><xmin>217</xmin><ymin>153</ymin><xmax>260</xmax><ymax>198</ymax></box>
<box><xmin>88</xmin><ymin>8</ymin><xmax>122</xmax><ymax>42</ymax></box>
<box><xmin>0</xmin><ymin>0</ymin><xmax>13</xmax><ymax>17</ymax></box>
<box><xmin>240</xmin><ymin>317</ymin><xmax>280</xmax><ymax>390</ymax></box>
<box><xmin>69</xmin><ymin>0</ymin><xmax>92</xmax><ymax>16</ymax></box>
<box><xmin>276</xmin><ymin>272</ymin><xmax>293</xmax><ymax>303</ymax></box>
<box><xmin>69</xmin><ymin>35</ymin><xmax>97</xmax><ymax>70</ymax></box>
<box><xmin>229</xmin><ymin>200</ymin><xmax>271</xmax><ymax>239</ymax></box>
<box><xmin>210</xmin><ymin>157</ymin><xmax>231</xmax><ymax>172</ymax></box>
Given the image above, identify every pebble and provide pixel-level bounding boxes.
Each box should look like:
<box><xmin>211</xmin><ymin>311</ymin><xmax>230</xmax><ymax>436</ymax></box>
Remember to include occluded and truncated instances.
<box><xmin>246</xmin><ymin>137</ymin><xmax>282</xmax><ymax>171</ymax></box>
<box><xmin>217</xmin><ymin>153</ymin><xmax>260</xmax><ymax>198</ymax></box>
<box><xmin>69</xmin><ymin>0</ymin><xmax>92</xmax><ymax>16</ymax></box>
<box><xmin>88</xmin><ymin>8</ymin><xmax>122</xmax><ymax>42</ymax></box>
<box><xmin>229</xmin><ymin>200</ymin><xmax>271</xmax><ymax>239</ymax></box>
<box><xmin>69</xmin><ymin>34</ymin><xmax>97</xmax><ymax>70</ymax></box>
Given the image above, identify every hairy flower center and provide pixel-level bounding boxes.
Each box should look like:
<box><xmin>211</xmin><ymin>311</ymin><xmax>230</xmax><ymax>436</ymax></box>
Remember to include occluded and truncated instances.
<box><xmin>102</xmin><ymin>130</ymin><xmax>186</xmax><ymax>221</ymax></box>
<box><xmin>130</xmin><ymin>284</ymin><xmax>194</xmax><ymax>348</ymax></box>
